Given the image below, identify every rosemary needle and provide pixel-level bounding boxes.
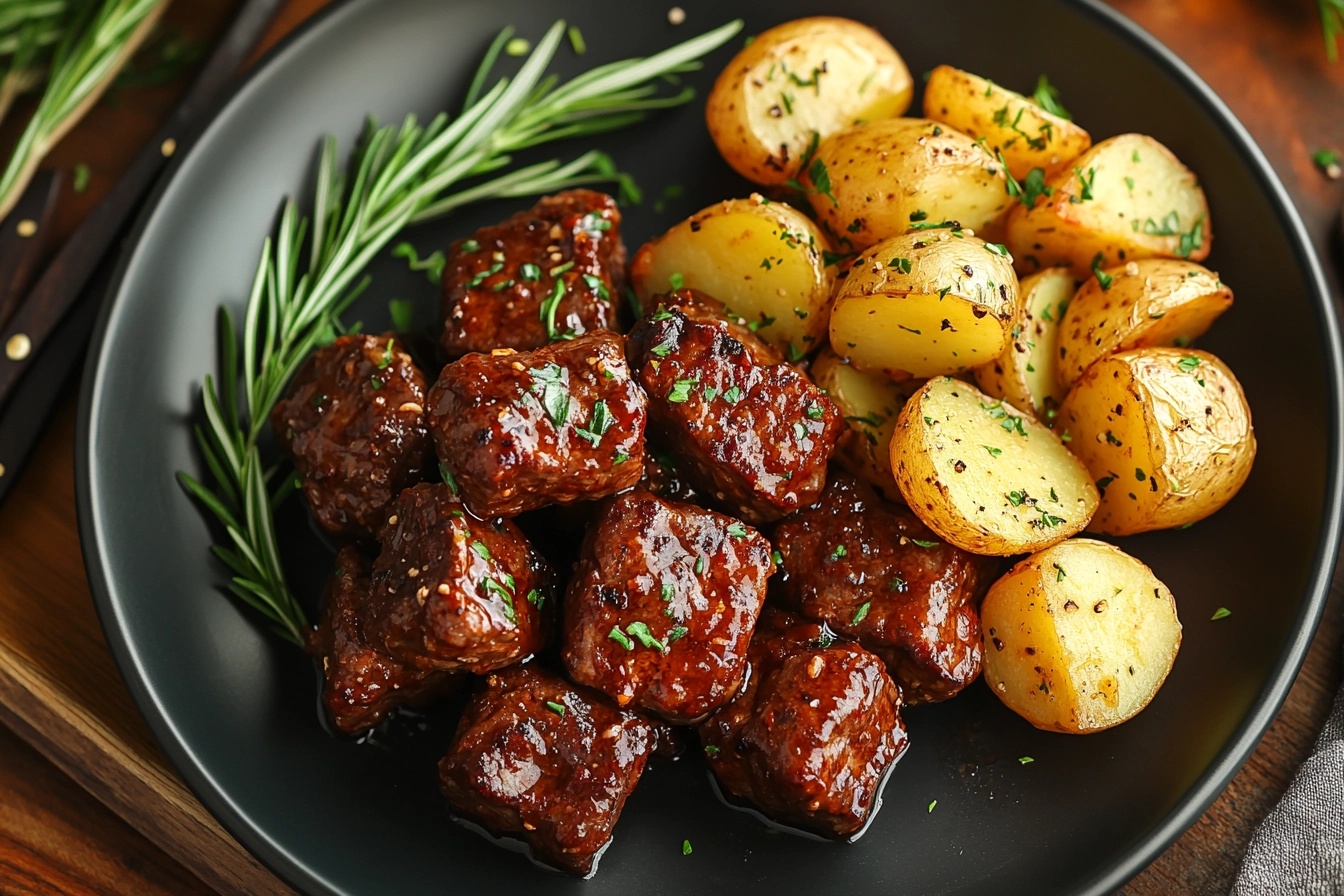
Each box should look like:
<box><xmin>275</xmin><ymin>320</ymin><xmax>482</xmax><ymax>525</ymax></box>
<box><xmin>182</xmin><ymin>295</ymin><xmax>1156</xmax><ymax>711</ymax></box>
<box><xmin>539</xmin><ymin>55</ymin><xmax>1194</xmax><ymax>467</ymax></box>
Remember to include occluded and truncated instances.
<box><xmin>179</xmin><ymin>18</ymin><xmax>742</xmax><ymax>645</ymax></box>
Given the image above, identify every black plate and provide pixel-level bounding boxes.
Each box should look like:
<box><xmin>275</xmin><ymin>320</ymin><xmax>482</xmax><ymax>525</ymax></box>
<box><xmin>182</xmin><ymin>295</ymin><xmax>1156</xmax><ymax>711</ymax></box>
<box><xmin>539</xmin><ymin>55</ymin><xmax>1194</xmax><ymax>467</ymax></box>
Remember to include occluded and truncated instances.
<box><xmin>78</xmin><ymin>1</ymin><xmax>1343</xmax><ymax>894</ymax></box>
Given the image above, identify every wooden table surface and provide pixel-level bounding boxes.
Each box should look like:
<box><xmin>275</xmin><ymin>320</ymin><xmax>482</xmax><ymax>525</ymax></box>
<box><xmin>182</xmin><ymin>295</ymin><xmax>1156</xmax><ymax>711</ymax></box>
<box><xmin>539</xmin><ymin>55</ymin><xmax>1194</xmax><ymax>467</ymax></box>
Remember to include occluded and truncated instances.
<box><xmin>0</xmin><ymin>0</ymin><xmax>1341</xmax><ymax>894</ymax></box>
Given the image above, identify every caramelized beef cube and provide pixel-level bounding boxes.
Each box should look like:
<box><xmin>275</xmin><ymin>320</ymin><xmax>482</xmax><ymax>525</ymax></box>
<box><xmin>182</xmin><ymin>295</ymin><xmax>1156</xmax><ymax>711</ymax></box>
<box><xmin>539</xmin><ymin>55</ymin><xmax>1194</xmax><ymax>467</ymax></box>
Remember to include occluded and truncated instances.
<box><xmin>428</xmin><ymin>330</ymin><xmax>646</xmax><ymax>518</ymax></box>
<box><xmin>771</xmin><ymin>473</ymin><xmax>992</xmax><ymax>703</ymax></box>
<box><xmin>439</xmin><ymin>190</ymin><xmax>625</xmax><ymax>357</ymax></box>
<box><xmin>270</xmin><ymin>334</ymin><xmax>430</xmax><ymax>540</ymax></box>
<box><xmin>562</xmin><ymin>489</ymin><xmax>773</xmax><ymax>722</ymax></box>
<box><xmin>698</xmin><ymin>609</ymin><xmax>908</xmax><ymax>838</ymax></box>
<box><xmin>438</xmin><ymin>665</ymin><xmax>654</xmax><ymax>876</ymax></box>
<box><xmin>638</xmin><ymin>444</ymin><xmax>701</xmax><ymax>504</ymax></box>
<box><xmin>361</xmin><ymin>483</ymin><xmax>550</xmax><ymax>673</ymax></box>
<box><xmin>627</xmin><ymin>290</ymin><xmax>842</xmax><ymax>523</ymax></box>
<box><xmin>308</xmin><ymin>546</ymin><xmax>458</xmax><ymax>734</ymax></box>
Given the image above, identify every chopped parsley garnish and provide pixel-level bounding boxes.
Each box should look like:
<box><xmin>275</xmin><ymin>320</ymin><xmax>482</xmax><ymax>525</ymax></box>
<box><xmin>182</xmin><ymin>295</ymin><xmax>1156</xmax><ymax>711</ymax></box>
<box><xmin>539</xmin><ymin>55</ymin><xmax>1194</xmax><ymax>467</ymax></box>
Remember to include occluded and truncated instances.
<box><xmin>727</xmin><ymin>522</ymin><xmax>749</xmax><ymax>539</ymax></box>
<box><xmin>704</xmin><ymin>745</ymin><xmax>721</xmax><ymax>756</ymax></box>
<box><xmin>1007</xmin><ymin>490</ymin><xmax>1027</xmax><ymax>506</ymax></box>
<box><xmin>806</xmin><ymin>404</ymin><xmax>825</xmax><ymax>420</ymax></box>
<box><xmin>369</xmin><ymin>376</ymin><xmax>383</xmax><ymax>390</ymax></box>
<box><xmin>625</xmin><ymin>621</ymin><xmax>665</xmax><ymax>651</ymax></box>
<box><xmin>550</xmin><ymin>260</ymin><xmax>575</xmax><ymax>277</ymax></box>
<box><xmin>771</xmin><ymin>549</ymin><xmax>785</xmax><ymax>567</ymax></box>
<box><xmin>1054</xmin><ymin>563</ymin><xmax>1066</xmax><ymax>581</ymax></box>
<box><xmin>668</xmin><ymin>626</ymin><xmax>689</xmax><ymax>643</ymax></box>
<box><xmin>527</xmin><ymin>589</ymin><xmax>545</xmax><ymax>608</ymax></box>
<box><xmin>438</xmin><ymin>462</ymin><xmax>459</xmax><ymax>495</ymax></box>
<box><xmin>668</xmin><ymin>378</ymin><xmax>697</xmax><ymax>403</ymax></box>
<box><xmin>651</xmin><ymin>335</ymin><xmax>676</xmax><ymax>358</ymax></box>
<box><xmin>927</xmin><ymin>800</ymin><xmax>938</xmax><ymax>813</ymax></box>
<box><xmin>1175</xmin><ymin>215</ymin><xmax>1205</xmax><ymax>259</ymax></box>
<box><xmin>471</xmin><ymin>541</ymin><xmax>491</xmax><ymax>561</ymax></box>
<box><xmin>1071</xmin><ymin>166</ymin><xmax>1096</xmax><ymax>202</ymax></box>
<box><xmin>668</xmin><ymin>272</ymin><xmax>686</xmax><ymax>290</ymax></box>
<box><xmin>1020</xmin><ymin>166</ymin><xmax>1053</xmax><ymax>208</ymax></box>
<box><xmin>889</xmin><ymin>256</ymin><xmax>912</xmax><ymax>274</ymax></box>
<box><xmin>910</xmin><ymin>209</ymin><xmax>928</xmax><ymax>222</ymax></box>
<box><xmin>1018</xmin><ymin>755</ymin><xmax>1035</xmax><ymax>765</ymax></box>
<box><xmin>393</xmin><ymin>242</ymin><xmax>446</xmax><ymax>283</ymax></box>
<box><xmin>830</xmin><ymin>544</ymin><xmax>848</xmax><ymax>560</ymax></box>
<box><xmin>1314</xmin><ymin>148</ymin><xmax>1342</xmax><ymax>179</ymax></box>
<box><xmin>807</xmin><ymin>156</ymin><xmax>838</xmax><ymax>207</ymax></box>
<box><xmin>388</xmin><ymin>298</ymin><xmax>414</xmax><ymax>332</ymax></box>
<box><xmin>1031</xmin><ymin>74</ymin><xmax>1072</xmax><ymax>120</ymax></box>
<box><xmin>482</xmin><ymin>577</ymin><xmax>515</xmax><ymax>622</ymax></box>
<box><xmin>519</xmin><ymin>262</ymin><xmax>541</xmax><ymax>281</ymax></box>
<box><xmin>1091</xmin><ymin>252</ymin><xmax>1113</xmax><ymax>291</ymax></box>
<box><xmin>1211</xmin><ymin>607</ymin><xmax>1232</xmax><ymax>621</ymax></box>
<box><xmin>682</xmin><ymin>839</ymin><xmax>693</xmax><ymax>856</ymax></box>
<box><xmin>460</xmin><ymin>239</ymin><xmax>481</xmax><ymax>253</ymax></box>
<box><xmin>539</xmin><ymin>280</ymin><xmax>570</xmax><ymax>340</ymax></box>
<box><xmin>982</xmin><ymin>444</ymin><xmax>1003</xmax><ymax>457</ymax></box>
<box><xmin>377</xmin><ymin>338</ymin><xmax>395</xmax><ymax>370</ymax></box>
<box><xmin>911</xmin><ymin>539</ymin><xmax>938</xmax><ymax>548</ymax></box>
<box><xmin>574</xmin><ymin>400</ymin><xmax>614</xmax><ymax>446</ymax></box>
<box><xmin>529</xmin><ymin>363</ymin><xmax>570</xmax><ymax>425</ymax></box>
<box><xmin>694</xmin><ymin>554</ymin><xmax>706</xmax><ymax>575</ymax></box>
<box><xmin>467</xmin><ymin>257</ymin><xmax>505</xmax><ymax>288</ymax></box>
<box><xmin>582</xmin><ymin>272</ymin><xmax>610</xmax><ymax>300</ymax></box>
<box><xmin>852</xmin><ymin>601</ymin><xmax>871</xmax><ymax>625</ymax></box>
<box><xmin>722</xmin><ymin>385</ymin><xmax>744</xmax><ymax>403</ymax></box>
<box><xmin>608</xmin><ymin>626</ymin><xmax>634</xmax><ymax>650</ymax></box>
<box><xmin>545</xmin><ymin>700</ymin><xmax>566</xmax><ymax>717</ymax></box>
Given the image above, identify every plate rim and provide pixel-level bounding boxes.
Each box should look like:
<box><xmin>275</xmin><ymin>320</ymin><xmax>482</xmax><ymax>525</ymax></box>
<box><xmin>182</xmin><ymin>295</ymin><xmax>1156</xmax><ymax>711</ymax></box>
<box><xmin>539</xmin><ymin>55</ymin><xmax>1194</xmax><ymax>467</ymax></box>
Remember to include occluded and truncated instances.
<box><xmin>74</xmin><ymin>1</ymin><xmax>1344</xmax><ymax>894</ymax></box>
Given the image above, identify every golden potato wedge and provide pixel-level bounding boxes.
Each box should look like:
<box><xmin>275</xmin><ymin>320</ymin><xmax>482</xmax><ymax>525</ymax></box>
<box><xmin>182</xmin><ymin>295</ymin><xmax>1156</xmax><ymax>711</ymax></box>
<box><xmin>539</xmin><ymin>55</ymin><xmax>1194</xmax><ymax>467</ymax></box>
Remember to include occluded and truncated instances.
<box><xmin>830</xmin><ymin>230</ymin><xmax>1018</xmax><ymax>379</ymax></box>
<box><xmin>630</xmin><ymin>196</ymin><xmax>834</xmax><ymax>359</ymax></box>
<box><xmin>890</xmin><ymin>377</ymin><xmax>1098</xmax><ymax>555</ymax></box>
<box><xmin>1004</xmin><ymin>133</ymin><xmax>1211</xmax><ymax>279</ymax></box>
<box><xmin>922</xmin><ymin>66</ymin><xmax>1091</xmax><ymax>180</ymax></box>
<box><xmin>805</xmin><ymin>118</ymin><xmax>1010</xmax><ymax>251</ymax></box>
<box><xmin>1055</xmin><ymin>347</ymin><xmax>1255</xmax><ymax>535</ymax></box>
<box><xmin>1056</xmin><ymin>258</ymin><xmax>1232</xmax><ymax>390</ymax></box>
<box><xmin>981</xmin><ymin>538</ymin><xmax>1182</xmax><ymax>733</ymax></box>
<box><xmin>705</xmin><ymin>17</ymin><xmax>913</xmax><ymax>186</ymax></box>
<box><xmin>810</xmin><ymin>348</ymin><xmax>916</xmax><ymax>499</ymax></box>
<box><xmin>973</xmin><ymin>266</ymin><xmax>1074</xmax><ymax>422</ymax></box>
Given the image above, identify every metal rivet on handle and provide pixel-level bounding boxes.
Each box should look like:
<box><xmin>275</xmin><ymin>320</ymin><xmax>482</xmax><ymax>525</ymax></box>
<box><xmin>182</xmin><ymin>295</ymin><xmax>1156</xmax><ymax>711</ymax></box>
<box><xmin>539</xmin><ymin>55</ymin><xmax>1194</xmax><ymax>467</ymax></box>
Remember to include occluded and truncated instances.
<box><xmin>161</xmin><ymin>138</ymin><xmax>177</xmax><ymax>157</ymax></box>
<box><xmin>5</xmin><ymin>334</ymin><xmax>31</xmax><ymax>361</ymax></box>
<box><xmin>16</xmin><ymin>219</ymin><xmax>36</xmax><ymax>237</ymax></box>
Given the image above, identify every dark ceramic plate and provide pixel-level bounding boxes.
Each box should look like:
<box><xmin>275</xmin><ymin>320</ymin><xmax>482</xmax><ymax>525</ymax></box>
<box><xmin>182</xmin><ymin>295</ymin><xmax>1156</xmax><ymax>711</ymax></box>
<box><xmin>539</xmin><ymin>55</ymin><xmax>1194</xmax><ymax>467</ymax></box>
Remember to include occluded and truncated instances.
<box><xmin>78</xmin><ymin>1</ymin><xmax>1343</xmax><ymax>894</ymax></box>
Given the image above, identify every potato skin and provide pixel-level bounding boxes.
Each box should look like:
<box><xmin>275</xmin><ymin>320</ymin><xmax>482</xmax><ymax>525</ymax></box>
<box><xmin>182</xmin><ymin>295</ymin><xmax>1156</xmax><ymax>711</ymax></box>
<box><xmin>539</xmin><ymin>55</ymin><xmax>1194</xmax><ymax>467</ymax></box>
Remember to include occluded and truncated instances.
<box><xmin>805</xmin><ymin>118</ymin><xmax>1010</xmax><ymax>252</ymax></box>
<box><xmin>705</xmin><ymin>17</ymin><xmax>912</xmax><ymax>186</ymax></box>
<box><xmin>922</xmin><ymin>66</ymin><xmax>1091</xmax><ymax>180</ymax></box>
<box><xmin>891</xmin><ymin>376</ymin><xmax>1098</xmax><ymax>556</ymax></box>
<box><xmin>981</xmin><ymin>538</ymin><xmax>1181</xmax><ymax>733</ymax></box>
<box><xmin>630</xmin><ymin>196</ymin><xmax>833</xmax><ymax>360</ymax></box>
<box><xmin>1056</xmin><ymin>258</ymin><xmax>1232</xmax><ymax>390</ymax></box>
<box><xmin>973</xmin><ymin>266</ymin><xmax>1074</xmax><ymax>422</ymax></box>
<box><xmin>1056</xmin><ymin>347</ymin><xmax>1255</xmax><ymax>535</ymax></box>
<box><xmin>1005</xmin><ymin>133</ymin><xmax>1211</xmax><ymax>279</ymax></box>
<box><xmin>830</xmin><ymin>229</ymin><xmax>1018</xmax><ymax>379</ymax></box>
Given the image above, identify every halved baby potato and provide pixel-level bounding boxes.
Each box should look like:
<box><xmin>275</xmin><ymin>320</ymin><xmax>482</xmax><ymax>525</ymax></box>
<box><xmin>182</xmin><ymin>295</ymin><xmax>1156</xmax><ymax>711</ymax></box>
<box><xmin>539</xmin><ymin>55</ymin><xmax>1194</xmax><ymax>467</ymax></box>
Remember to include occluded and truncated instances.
<box><xmin>810</xmin><ymin>347</ymin><xmax>916</xmax><ymax>499</ymax></box>
<box><xmin>922</xmin><ymin>65</ymin><xmax>1091</xmax><ymax>180</ymax></box>
<box><xmin>981</xmin><ymin>538</ymin><xmax>1182</xmax><ymax>734</ymax></box>
<box><xmin>1056</xmin><ymin>258</ymin><xmax>1232</xmax><ymax>390</ymax></box>
<box><xmin>1004</xmin><ymin>133</ymin><xmax>1211</xmax><ymax>279</ymax></box>
<box><xmin>973</xmin><ymin>266</ymin><xmax>1074</xmax><ymax>422</ymax></box>
<box><xmin>630</xmin><ymin>196</ymin><xmax>833</xmax><ymax>359</ymax></box>
<box><xmin>705</xmin><ymin>17</ymin><xmax>913</xmax><ymax>186</ymax></box>
<box><xmin>890</xmin><ymin>376</ymin><xmax>1098</xmax><ymax>555</ymax></box>
<box><xmin>1055</xmin><ymin>347</ymin><xmax>1255</xmax><ymax>535</ymax></box>
<box><xmin>804</xmin><ymin>118</ymin><xmax>1010</xmax><ymax>251</ymax></box>
<box><xmin>830</xmin><ymin>229</ymin><xmax>1018</xmax><ymax>379</ymax></box>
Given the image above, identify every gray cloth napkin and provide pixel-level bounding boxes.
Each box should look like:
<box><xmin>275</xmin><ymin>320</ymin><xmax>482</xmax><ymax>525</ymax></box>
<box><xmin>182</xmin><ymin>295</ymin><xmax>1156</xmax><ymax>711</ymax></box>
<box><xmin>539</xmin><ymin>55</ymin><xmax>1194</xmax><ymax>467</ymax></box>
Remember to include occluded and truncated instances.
<box><xmin>1231</xmin><ymin>684</ymin><xmax>1344</xmax><ymax>895</ymax></box>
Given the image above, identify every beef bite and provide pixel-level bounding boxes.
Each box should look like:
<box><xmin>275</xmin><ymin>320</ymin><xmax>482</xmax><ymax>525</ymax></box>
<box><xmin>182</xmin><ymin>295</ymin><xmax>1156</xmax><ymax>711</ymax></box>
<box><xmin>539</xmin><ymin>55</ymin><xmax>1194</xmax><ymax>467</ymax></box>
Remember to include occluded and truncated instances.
<box><xmin>271</xmin><ymin>333</ymin><xmax>431</xmax><ymax>540</ymax></box>
<box><xmin>771</xmin><ymin>472</ymin><xmax>992</xmax><ymax>703</ymax></box>
<box><xmin>428</xmin><ymin>330</ymin><xmax>646</xmax><ymax>519</ymax></box>
<box><xmin>627</xmin><ymin>289</ymin><xmax>842</xmax><ymax>524</ymax></box>
<box><xmin>439</xmin><ymin>189</ymin><xmax>625</xmax><ymax>358</ymax></box>
<box><xmin>562</xmin><ymin>488</ymin><xmax>773</xmax><ymax>723</ymax></box>
<box><xmin>438</xmin><ymin>664</ymin><xmax>655</xmax><ymax>877</ymax></box>
<box><xmin>698</xmin><ymin>609</ymin><xmax>908</xmax><ymax>839</ymax></box>
<box><xmin>361</xmin><ymin>483</ymin><xmax>550</xmax><ymax>673</ymax></box>
<box><xmin>308</xmin><ymin>546</ymin><xmax>459</xmax><ymax>734</ymax></box>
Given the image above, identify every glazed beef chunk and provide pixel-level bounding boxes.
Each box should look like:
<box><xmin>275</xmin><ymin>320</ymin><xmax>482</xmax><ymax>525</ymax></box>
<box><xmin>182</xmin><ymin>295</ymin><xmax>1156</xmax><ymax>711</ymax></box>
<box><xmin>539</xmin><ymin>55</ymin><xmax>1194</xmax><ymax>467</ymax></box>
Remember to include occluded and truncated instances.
<box><xmin>771</xmin><ymin>473</ymin><xmax>992</xmax><ymax>703</ymax></box>
<box><xmin>698</xmin><ymin>610</ymin><xmax>908</xmax><ymax>839</ymax></box>
<box><xmin>562</xmin><ymin>489</ymin><xmax>773</xmax><ymax>722</ymax></box>
<box><xmin>428</xmin><ymin>330</ymin><xmax>646</xmax><ymax>518</ymax></box>
<box><xmin>361</xmin><ymin>483</ymin><xmax>550</xmax><ymax>673</ymax></box>
<box><xmin>271</xmin><ymin>333</ymin><xmax>430</xmax><ymax>540</ymax></box>
<box><xmin>308</xmin><ymin>546</ymin><xmax>458</xmax><ymax>734</ymax></box>
<box><xmin>627</xmin><ymin>289</ymin><xmax>842</xmax><ymax>524</ymax></box>
<box><xmin>439</xmin><ymin>189</ymin><xmax>625</xmax><ymax>358</ymax></box>
<box><xmin>439</xmin><ymin>665</ymin><xmax>655</xmax><ymax>876</ymax></box>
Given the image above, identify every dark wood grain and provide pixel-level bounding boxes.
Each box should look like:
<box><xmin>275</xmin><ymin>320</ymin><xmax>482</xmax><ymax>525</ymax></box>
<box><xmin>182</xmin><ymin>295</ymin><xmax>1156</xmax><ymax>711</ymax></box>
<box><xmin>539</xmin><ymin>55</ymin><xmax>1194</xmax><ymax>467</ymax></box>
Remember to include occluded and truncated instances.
<box><xmin>0</xmin><ymin>1</ymin><xmax>1338</xmax><ymax>894</ymax></box>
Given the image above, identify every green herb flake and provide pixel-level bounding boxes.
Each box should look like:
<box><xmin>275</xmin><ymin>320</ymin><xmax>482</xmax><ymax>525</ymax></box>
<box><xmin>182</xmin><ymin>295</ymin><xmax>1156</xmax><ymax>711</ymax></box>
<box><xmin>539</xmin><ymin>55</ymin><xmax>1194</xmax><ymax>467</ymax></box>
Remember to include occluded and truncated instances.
<box><xmin>527</xmin><ymin>589</ymin><xmax>545</xmax><ymax>608</ymax></box>
<box><xmin>830</xmin><ymin>544</ymin><xmax>848</xmax><ymax>560</ymax></box>
<box><xmin>369</xmin><ymin>376</ymin><xmax>383</xmax><ymax>390</ymax></box>
<box><xmin>682</xmin><ymin>839</ymin><xmax>693</xmax><ymax>856</ymax></box>
<box><xmin>393</xmin><ymin>242</ymin><xmax>446</xmax><ymax>283</ymax></box>
<box><xmin>73</xmin><ymin>163</ymin><xmax>91</xmax><ymax>193</ymax></box>
<box><xmin>545</xmin><ymin>700</ymin><xmax>566</xmax><ymax>717</ymax></box>
<box><xmin>1091</xmin><ymin>252</ymin><xmax>1113</xmax><ymax>290</ymax></box>
<box><xmin>727</xmin><ymin>522</ymin><xmax>749</xmax><ymax>539</ymax></box>
<box><xmin>889</xmin><ymin>256</ymin><xmax>912</xmax><ymax>274</ymax></box>
<box><xmin>504</xmin><ymin>37</ymin><xmax>531</xmax><ymax>56</ymax></box>
<box><xmin>910</xmin><ymin>209</ymin><xmax>928</xmax><ymax>222</ymax></box>
<box><xmin>668</xmin><ymin>378</ymin><xmax>697</xmax><ymax>403</ymax></box>
<box><xmin>609</xmin><ymin>626</ymin><xmax>634</xmax><ymax>650</ymax></box>
<box><xmin>806</xmin><ymin>404</ymin><xmax>825</xmax><ymax>420</ymax></box>
<box><xmin>581</xmin><ymin>273</ymin><xmax>610</xmax><ymax>300</ymax></box>
<box><xmin>438</xmin><ymin>462</ymin><xmax>460</xmax><ymax>495</ymax></box>
<box><xmin>927</xmin><ymin>799</ymin><xmax>938</xmax><ymax>814</ymax></box>
<box><xmin>911</xmin><ymin>538</ymin><xmax>938</xmax><ymax>548</ymax></box>
<box><xmin>519</xmin><ymin>262</ymin><xmax>542</xmax><ymax>281</ymax></box>
<box><xmin>1053</xmin><ymin>563</ymin><xmax>1066</xmax><ymax>582</ymax></box>
<box><xmin>771</xmin><ymin>549</ymin><xmax>785</xmax><ymax>567</ymax></box>
<box><xmin>983</xmin><ymin>445</ymin><xmax>1003</xmax><ymax>458</ymax></box>
<box><xmin>1178</xmin><ymin>356</ymin><xmax>1202</xmax><ymax>373</ymax></box>
<box><xmin>1313</xmin><ymin>148</ymin><xmax>1342</xmax><ymax>178</ymax></box>
<box><xmin>1071</xmin><ymin>166</ymin><xmax>1096</xmax><ymax>203</ymax></box>
<box><xmin>808</xmin><ymin>156</ymin><xmax>839</xmax><ymax>207</ymax></box>
<box><xmin>852</xmin><ymin>601</ymin><xmax>871</xmax><ymax>625</ymax></box>
<box><xmin>722</xmin><ymin>385</ymin><xmax>744</xmax><ymax>404</ymax></box>
<box><xmin>668</xmin><ymin>625</ymin><xmax>689</xmax><ymax>644</ymax></box>
<box><xmin>1211</xmin><ymin>607</ymin><xmax>1232</xmax><ymax>620</ymax></box>
<box><xmin>574</xmin><ymin>400</ymin><xmax>614</xmax><ymax>446</ymax></box>
<box><xmin>1018</xmin><ymin>756</ymin><xmax>1035</xmax><ymax>765</ymax></box>
<box><xmin>388</xmin><ymin>298</ymin><xmax>414</xmax><ymax>332</ymax></box>
<box><xmin>1031</xmin><ymin>74</ymin><xmax>1072</xmax><ymax>120</ymax></box>
<box><xmin>626</xmin><ymin>621</ymin><xmax>665</xmax><ymax>651</ymax></box>
<box><xmin>668</xmin><ymin>271</ymin><xmax>686</xmax><ymax>290</ymax></box>
<box><xmin>694</xmin><ymin>554</ymin><xmax>705</xmax><ymax>575</ymax></box>
<box><xmin>471</xmin><ymin>541</ymin><xmax>492</xmax><ymax>561</ymax></box>
<box><xmin>567</xmin><ymin>25</ymin><xmax>586</xmax><ymax>55</ymax></box>
<box><xmin>529</xmin><ymin>363</ymin><xmax>571</xmax><ymax>426</ymax></box>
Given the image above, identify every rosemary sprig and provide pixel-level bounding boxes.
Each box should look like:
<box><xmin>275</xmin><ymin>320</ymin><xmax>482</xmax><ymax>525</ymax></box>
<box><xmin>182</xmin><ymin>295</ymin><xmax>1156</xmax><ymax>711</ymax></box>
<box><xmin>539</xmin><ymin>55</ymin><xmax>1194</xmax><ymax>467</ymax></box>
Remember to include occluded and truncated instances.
<box><xmin>179</xmin><ymin>18</ymin><xmax>742</xmax><ymax>645</ymax></box>
<box><xmin>0</xmin><ymin>1</ymin><xmax>70</xmax><ymax>125</ymax></box>
<box><xmin>0</xmin><ymin>0</ymin><xmax>168</xmax><ymax>219</ymax></box>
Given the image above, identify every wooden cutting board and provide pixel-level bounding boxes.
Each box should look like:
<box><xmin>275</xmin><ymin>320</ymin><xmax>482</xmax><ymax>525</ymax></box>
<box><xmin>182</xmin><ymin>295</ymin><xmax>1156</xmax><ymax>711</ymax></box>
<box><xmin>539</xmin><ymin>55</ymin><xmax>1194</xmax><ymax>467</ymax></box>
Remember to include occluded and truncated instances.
<box><xmin>0</xmin><ymin>1</ymin><xmax>1340</xmax><ymax>895</ymax></box>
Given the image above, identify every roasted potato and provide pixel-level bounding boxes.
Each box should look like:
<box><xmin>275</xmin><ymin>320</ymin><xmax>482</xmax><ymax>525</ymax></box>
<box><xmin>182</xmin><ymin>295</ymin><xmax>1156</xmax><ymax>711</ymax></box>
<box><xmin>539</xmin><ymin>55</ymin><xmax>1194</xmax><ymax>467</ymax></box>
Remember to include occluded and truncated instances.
<box><xmin>804</xmin><ymin>118</ymin><xmax>1010</xmax><ymax>251</ymax></box>
<box><xmin>1055</xmin><ymin>347</ymin><xmax>1255</xmax><ymax>535</ymax></box>
<box><xmin>922</xmin><ymin>66</ymin><xmax>1091</xmax><ymax>180</ymax></box>
<box><xmin>810</xmin><ymin>348</ymin><xmax>915</xmax><ymax>499</ymax></box>
<box><xmin>980</xmin><ymin>538</ymin><xmax>1182</xmax><ymax>733</ymax></box>
<box><xmin>890</xmin><ymin>376</ymin><xmax>1098</xmax><ymax>555</ymax></box>
<box><xmin>630</xmin><ymin>196</ymin><xmax>834</xmax><ymax>358</ymax></box>
<box><xmin>973</xmin><ymin>266</ymin><xmax>1073</xmax><ymax>422</ymax></box>
<box><xmin>830</xmin><ymin>229</ymin><xmax>1018</xmax><ymax>379</ymax></box>
<box><xmin>1004</xmin><ymin>133</ymin><xmax>1211</xmax><ymax>279</ymax></box>
<box><xmin>1056</xmin><ymin>258</ymin><xmax>1232</xmax><ymax>390</ymax></box>
<box><xmin>705</xmin><ymin>17</ymin><xmax>913</xmax><ymax>186</ymax></box>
